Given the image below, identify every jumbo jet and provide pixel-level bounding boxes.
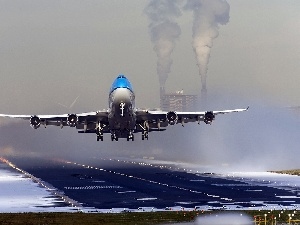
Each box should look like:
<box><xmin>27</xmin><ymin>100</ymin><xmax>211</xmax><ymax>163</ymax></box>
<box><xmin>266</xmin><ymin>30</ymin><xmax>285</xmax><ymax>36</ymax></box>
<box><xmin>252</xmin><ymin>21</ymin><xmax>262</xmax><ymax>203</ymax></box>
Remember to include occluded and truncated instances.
<box><xmin>0</xmin><ymin>75</ymin><xmax>248</xmax><ymax>141</ymax></box>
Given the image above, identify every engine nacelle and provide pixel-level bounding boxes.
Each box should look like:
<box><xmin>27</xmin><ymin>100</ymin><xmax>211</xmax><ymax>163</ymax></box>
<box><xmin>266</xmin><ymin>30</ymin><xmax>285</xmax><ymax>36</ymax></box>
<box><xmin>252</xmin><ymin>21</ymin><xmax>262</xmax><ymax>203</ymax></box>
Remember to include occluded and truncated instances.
<box><xmin>67</xmin><ymin>114</ymin><xmax>78</xmax><ymax>127</ymax></box>
<box><xmin>204</xmin><ymin>111</ymin><xmax>215</xmax><ymax>124</ymax></box>
<box><xmin>30</xmin><ymin>115</ymin><xmax>41</xmax><ymax>129</ymax></box>
<box><xmin>166</xmin><ymin>111</ymin><xmax>178</xmax><ymax>125</ymax></box>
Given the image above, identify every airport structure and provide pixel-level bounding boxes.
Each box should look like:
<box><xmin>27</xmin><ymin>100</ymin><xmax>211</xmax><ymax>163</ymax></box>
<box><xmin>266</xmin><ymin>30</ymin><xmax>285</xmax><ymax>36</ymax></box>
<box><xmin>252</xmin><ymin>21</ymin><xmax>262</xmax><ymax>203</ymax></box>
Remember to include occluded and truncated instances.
<box><xmin>160</xmin><ymin>87</ymin><xmax>198</xmax><ymax>111</ymax></box>
<box><xmin>290</xmin><ymin>106</ymin><xmax>300</xmax><ymax>115</ymax></box>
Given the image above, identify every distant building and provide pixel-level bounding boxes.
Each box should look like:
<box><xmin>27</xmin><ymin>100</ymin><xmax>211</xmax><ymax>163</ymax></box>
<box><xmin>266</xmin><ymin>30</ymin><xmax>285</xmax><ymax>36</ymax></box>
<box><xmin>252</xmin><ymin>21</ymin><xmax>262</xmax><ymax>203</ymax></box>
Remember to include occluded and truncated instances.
<box><xmin>160</xmin><ymin>90</ymin><xmax>198</xmax><ymax>111</ymax></box>
<box><xmin>288</xmin><ymin>106</ymin><xmax>300</xmax><ymax>115</ymax></box>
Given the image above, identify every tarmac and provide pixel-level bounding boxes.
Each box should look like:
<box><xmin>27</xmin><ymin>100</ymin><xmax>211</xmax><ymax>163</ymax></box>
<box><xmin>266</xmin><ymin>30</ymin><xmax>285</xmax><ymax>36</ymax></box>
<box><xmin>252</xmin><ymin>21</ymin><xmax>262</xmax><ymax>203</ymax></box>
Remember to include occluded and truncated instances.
<box><xmin>3</xmin><ymin>156</ymin><xmax>300</xmax><ymax>212</ymax></box>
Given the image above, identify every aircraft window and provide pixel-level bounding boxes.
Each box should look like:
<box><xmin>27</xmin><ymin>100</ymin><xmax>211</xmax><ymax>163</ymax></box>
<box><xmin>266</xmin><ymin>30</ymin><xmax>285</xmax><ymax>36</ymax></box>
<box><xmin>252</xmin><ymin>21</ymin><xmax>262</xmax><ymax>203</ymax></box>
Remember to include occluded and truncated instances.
<box><xmin>110</xmin><ymin>75</ymin><xmax>133</xmax><ymax>92</ymax></box>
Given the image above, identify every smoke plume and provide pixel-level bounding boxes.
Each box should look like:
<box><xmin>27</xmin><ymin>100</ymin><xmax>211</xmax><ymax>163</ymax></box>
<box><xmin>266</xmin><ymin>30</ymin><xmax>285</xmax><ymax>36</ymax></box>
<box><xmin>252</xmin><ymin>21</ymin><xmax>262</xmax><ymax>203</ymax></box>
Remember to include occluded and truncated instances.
<box><xmin>184</xmin><ymin>0</ymin><xmax>230</xmax><ymax>93</ymax></box>
<box><xmin>144</xmin><ymin>0</ymin><xmax>181</xmax><ymax>88</ymax></box>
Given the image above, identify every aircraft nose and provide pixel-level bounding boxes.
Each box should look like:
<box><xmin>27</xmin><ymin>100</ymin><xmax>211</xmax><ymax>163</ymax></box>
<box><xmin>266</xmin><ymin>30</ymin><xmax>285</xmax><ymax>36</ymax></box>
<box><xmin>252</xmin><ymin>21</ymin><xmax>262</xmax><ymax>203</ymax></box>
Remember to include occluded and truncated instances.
<box><xmin>113</xmin><ymin>88</ymin><xmax>131</xmax><ymax>103</ymax></box>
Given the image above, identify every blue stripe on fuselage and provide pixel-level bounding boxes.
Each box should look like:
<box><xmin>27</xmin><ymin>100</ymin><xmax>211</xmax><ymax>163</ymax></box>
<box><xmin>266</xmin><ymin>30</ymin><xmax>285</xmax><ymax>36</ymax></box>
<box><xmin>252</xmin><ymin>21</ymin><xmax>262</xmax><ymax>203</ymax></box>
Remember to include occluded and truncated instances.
<box><xmin>110</xmin><ymin>75</ymin><xmax>133</xmax><ymax>93</ymax></box>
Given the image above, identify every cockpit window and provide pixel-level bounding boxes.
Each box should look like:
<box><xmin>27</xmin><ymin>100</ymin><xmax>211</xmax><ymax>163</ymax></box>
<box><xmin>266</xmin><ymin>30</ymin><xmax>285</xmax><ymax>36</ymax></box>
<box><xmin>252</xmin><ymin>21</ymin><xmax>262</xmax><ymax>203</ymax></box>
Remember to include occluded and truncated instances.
<box><xmin>110</xmin><ymin>75</ymin><xmax>133</xmax><ymax>92</ymax></box>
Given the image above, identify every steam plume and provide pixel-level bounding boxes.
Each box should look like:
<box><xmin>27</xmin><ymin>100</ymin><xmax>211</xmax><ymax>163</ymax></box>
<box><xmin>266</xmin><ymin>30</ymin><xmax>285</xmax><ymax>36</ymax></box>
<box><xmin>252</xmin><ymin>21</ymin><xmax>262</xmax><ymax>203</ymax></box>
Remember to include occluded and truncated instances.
<box><xmin>144</xmin><ymin>0</ymin><xmax>181</xmax><ymax>88</ymax></box>
<box><xmin>185</xmin><ymin>0</ymin><xmax>230</xmax><ymax>98</ymax></box>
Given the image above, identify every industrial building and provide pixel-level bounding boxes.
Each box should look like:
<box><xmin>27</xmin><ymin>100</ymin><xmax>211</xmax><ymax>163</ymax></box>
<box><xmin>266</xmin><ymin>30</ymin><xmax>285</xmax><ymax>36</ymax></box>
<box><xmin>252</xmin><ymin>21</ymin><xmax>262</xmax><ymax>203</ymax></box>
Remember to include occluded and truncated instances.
<box><xmin>160</xmin><ymin>87</ymin><xmax>198</xmax><ymax>111</ymax></box>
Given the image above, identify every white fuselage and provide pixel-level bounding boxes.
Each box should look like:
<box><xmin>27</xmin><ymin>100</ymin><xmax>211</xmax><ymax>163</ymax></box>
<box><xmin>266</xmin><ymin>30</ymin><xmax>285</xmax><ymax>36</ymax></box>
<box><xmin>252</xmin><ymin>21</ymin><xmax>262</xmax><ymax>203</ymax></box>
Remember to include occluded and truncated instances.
<box><xmin>108</xmin><ymin>88</ymin><xmax>136</xmax><ymax>135</ymax></box>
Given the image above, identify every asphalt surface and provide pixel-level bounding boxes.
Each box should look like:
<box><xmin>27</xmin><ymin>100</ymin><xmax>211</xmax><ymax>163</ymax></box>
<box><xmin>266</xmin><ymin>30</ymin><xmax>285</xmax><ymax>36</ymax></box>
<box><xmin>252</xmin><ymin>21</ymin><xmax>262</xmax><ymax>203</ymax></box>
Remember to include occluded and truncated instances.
<box><xmin>6</xmin><ymin>156</ymin><xmax>300</xmax><ymax>210</ymax></box>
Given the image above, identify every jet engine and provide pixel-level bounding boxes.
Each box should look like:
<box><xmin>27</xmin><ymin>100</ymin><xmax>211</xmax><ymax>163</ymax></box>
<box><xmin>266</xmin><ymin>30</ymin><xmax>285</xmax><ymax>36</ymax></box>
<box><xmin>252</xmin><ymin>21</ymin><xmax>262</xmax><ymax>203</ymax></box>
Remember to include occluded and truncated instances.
<box><xmin>204</xmin><ymin>111</ymin><xmax>215</xmax><ymax>124</ymax></box>
<box><xmin>30</xmin><ymin>115</ymin><xmax>41</xmax><ymax>129</ymax></box>
<box><xmin>166</xmin><ymin>111</ymin><xmax>178</xmax><ymax>125</ymax></box>
<box><xmin>67</xmin><ymin>114</ymin><xmax>78</xmax><ymax>127</ymax></box>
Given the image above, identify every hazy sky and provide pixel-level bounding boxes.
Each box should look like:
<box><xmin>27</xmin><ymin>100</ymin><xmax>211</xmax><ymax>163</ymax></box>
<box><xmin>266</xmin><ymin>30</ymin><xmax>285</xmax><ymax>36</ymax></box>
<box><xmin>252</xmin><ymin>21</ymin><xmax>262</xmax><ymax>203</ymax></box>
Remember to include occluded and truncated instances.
<box><xmin>0</xmin><ymin>0</ymin><xmax>300</xmax><ymax>113</ymax></box>
<box><xmin>0</xmin><ymin>0</ymin><xmax>300</xmax><ymax>171</ymax></box>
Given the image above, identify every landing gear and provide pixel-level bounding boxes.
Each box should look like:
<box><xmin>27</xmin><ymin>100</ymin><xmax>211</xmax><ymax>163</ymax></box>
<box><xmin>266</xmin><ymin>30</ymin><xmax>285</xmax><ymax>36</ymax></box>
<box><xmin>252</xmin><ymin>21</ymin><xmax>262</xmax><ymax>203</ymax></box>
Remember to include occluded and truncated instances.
<box><xmin>96</xmin><ymin>128</ymin><xmax>103</xmax><ymax>141</ymax></box>
<box><xmin>97</xmin><ymin>135</ymin><xmax>103</xmax><ymax>142</ymax></box>
<box><xmin>127</xmin><ymin>131</ymin><xmax>134</xmax><ymax>141</ymax></box>
<box><xmin>139</xmin><ymin>121</ymin><xmax>149</xmax><ymax>140</ymax></box>
<box><xmin>96</xmin><ymin>121</ymin><xmax>104</xmax><ymax>142</ymax></box>
<box><xmin>142</xmin><ymin>131</ymin><xmax>149</xmax><ymax>140</ymax></box>
<box><xmin>111</xmin><ymin>133</ymin><xmax>118</xmax><ymax>141</ymax></box>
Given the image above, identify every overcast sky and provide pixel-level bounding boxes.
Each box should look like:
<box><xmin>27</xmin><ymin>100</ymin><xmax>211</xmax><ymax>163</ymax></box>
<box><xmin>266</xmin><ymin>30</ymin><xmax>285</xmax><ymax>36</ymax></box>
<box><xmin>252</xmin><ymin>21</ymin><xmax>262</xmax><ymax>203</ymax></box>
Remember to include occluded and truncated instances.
<box><xmin>0</xmin><ymin>0</ymin><xmax>299</xmax><ymax>113</ymax></box>
<box><xmin>0</xmin><ymin>1</ymin><xmax>300</xmax><ymax>170</ymax></box>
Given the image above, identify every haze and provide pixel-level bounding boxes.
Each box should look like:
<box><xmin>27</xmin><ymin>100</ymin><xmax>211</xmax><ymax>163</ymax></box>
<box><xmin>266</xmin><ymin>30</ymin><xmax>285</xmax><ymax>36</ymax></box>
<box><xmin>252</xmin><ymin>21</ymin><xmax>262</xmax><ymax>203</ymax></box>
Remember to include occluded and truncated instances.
<box><xmin>0</xmin><ymin>0</ymin><xmax>300</xmax><ymax>171</ymax></box>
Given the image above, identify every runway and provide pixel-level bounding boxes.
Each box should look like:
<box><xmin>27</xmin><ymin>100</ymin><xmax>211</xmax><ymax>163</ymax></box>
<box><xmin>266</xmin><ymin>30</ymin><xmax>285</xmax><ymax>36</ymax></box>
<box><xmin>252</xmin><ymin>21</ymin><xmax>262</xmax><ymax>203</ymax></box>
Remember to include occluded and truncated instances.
<box><xmin>3</xmin><ymin>156</ymin><xmax>300</xmax><ymax>212</ymax></box>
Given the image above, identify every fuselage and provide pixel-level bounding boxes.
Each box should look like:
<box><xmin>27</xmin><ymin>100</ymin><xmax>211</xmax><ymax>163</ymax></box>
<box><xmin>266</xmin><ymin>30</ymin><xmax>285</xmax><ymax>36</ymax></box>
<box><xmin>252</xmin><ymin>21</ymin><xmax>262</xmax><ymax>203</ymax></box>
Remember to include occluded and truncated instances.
<box><xmin>108</xmin><ymin>75</ymin><xmax>136</xmax><ymax>138</ymax></box>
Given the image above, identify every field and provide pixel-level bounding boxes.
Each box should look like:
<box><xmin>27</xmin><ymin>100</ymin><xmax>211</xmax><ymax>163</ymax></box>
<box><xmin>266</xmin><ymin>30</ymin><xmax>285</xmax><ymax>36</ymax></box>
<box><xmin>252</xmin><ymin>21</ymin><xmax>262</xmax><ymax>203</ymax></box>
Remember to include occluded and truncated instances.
<box><xmin>0</xmin><ymin>210</ymin><xmax>299</xmax><ymax>225</ymax></box>
<box><xmin>0</xmin><ymin>211</ymin><xmax>196</xmax><ymax>225</ymax></box>
<box><xmin>270</xmin><ymin>169</ymin><xmax>300</xmax><ymax>176</ymax></box>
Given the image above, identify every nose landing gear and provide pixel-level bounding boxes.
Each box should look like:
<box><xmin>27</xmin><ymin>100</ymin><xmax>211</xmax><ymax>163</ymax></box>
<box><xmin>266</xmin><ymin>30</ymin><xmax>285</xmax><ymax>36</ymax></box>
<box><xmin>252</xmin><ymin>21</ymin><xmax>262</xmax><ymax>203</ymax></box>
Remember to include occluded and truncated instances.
<box><xmin>127</xmin><ymin>131</ymin><xmax>134</xmax><ymax>141</ymax></box>
<box><xmin>111</xmin><ymin>132</ymin><xmax>119</xmax><ymax>141</ymax></box>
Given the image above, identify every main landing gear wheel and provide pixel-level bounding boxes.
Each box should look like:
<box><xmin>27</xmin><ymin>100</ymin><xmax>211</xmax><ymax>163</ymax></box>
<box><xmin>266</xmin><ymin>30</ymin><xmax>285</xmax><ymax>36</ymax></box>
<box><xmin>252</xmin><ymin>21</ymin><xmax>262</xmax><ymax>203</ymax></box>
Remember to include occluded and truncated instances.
<box><xmin>97</xmin><ymin>135</ymin><xmax>103</xmax><ymax>141</ymax></box>
<box><xmin>127</xmin><ymin>133</ymin><xmax>134</xmax><ymax>141</ymax></box>
<box><xmin>96</xmin><ymin>125</ymin><xmax>104</xmax><ymax>142</ymax></box>
<box><xmin>142</xmin><ymin>132</ymin><xmax>149</xmax><ymax>140</ymax></box>
<box><xmin>111</xmin><ymin>134</ymin><xmax>118</xmax><ymax>141</ymax></box>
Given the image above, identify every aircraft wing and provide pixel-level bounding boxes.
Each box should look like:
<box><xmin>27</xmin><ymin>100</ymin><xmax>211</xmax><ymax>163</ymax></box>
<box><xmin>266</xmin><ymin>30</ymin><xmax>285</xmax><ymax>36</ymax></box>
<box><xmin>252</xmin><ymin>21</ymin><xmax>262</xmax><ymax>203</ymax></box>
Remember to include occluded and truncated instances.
<box><xmin>0</xmin><ymin>110</ymin><xmax>109</xmax><ymax>130</ymax></box>
<box><xmin>136</xmin><ymin>107</ymin><xmax>248</xmax><ymax>127</ymax></box>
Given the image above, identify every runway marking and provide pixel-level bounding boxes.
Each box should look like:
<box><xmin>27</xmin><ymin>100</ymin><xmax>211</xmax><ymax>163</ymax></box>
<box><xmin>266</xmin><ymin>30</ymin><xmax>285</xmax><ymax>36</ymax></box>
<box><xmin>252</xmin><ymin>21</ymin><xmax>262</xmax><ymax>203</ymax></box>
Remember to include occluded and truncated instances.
<box><xmin>276</xmin><ymin>196</ymin><xmax>300</xmax><ymax>199</ymax></box>
<box><xmin>64</xmin><ymin>185</ymin><xmax>123</xmax><ymax>190</ymax></box>
<box><xmin>118</xmin><ymin>191</ymin><xmax>136</xmax><ymax>194</ymax></box>
<box><xmin>136</xmin><ymin>198</ymin><xmax>157</xmax><ymax>201</ymax></box>
<box><xmin>212</xmin><ymin>183</ymin><xmax>253</xmax><ymax>186</ymax></box>
<box><xmin>58</xmin><ymin>158</ymin><xmax>234</xmax><ymax>203</ymax></box>
<box><xmin>59</xmin><ymin>157</ymin><xmax>300</xmax><ymax>211</ymax></box>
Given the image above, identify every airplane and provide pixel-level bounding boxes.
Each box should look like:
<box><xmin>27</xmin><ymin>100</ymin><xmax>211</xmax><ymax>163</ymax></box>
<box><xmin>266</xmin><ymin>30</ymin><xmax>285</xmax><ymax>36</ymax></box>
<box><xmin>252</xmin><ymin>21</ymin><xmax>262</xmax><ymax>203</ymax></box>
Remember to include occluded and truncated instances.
<box><xmin>0</xmin><ymin>75</ymin><xmax>248</xmax><ymax>141</ymax></box>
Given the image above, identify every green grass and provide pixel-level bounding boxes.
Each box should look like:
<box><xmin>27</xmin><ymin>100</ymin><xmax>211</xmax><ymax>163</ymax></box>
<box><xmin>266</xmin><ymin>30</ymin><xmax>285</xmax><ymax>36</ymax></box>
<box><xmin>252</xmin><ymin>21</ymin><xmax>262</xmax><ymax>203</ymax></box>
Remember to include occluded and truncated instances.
<box><xmin>0</xmin><ymin>210</ymin><xmax>299</xmax><ymax>225</ymax></box>
<box><xmin>0</xmin><ymin>211</ymin><xmax>197</xmax><ymax>225</ymax></box>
